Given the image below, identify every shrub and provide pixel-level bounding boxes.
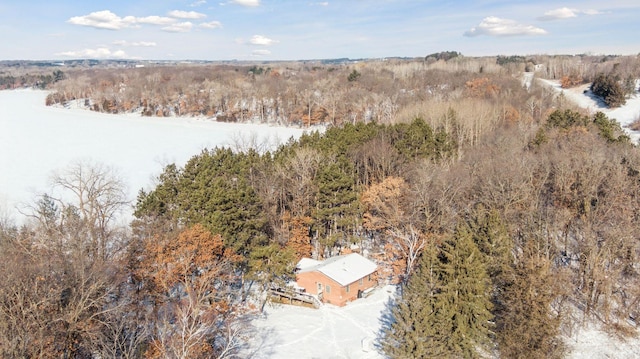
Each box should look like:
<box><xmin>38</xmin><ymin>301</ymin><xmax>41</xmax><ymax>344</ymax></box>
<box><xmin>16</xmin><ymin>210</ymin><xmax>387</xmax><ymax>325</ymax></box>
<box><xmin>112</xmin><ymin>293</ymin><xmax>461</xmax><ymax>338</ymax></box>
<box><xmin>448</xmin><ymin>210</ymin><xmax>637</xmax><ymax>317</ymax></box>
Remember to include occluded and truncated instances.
<box><xmin>545</xmin><ymin>109</ymin><xmax>589</xmax><ymax>129</ymax></box>
<box><xmin>591</xmin><ymin>73</ymin><xmax>626</xmax><ymax>108</ymax></box>
<box><xmin>627</xmin><ymin>115</ymin><xmax>640</xmax><ymax>131</ymax></box>
<box><xmin>560</xmin><ymin>73</ymin><xmax>583</xmax><ymax>88</ymax></box>
<box><xmin>347</xmin><ymin>69</ymin><xmax>361</xmax><ymax>82</ymax></box>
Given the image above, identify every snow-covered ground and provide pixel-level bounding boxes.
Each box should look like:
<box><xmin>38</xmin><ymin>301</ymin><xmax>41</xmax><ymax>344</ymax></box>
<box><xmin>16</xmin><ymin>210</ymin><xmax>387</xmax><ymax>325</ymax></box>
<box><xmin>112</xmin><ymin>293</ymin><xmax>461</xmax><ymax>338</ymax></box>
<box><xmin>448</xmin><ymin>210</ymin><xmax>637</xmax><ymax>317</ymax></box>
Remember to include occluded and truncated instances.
<box><xmin>0</xmin><ymin>89</ymin><xmax>307</xmax><ymax>223</ymax></box>
<box><xmin>244</xmin><ymin>285</ymin><xmax>396</xmax><ymax>359</ymax></box>
<box><xmin>247</xmin><ymin>285</ymin><xmax>640</xmax><ymax>359</ymax></box>
<box><xmin>566</xmin><ymin>321</ymin><xmax>640</xmax><ymax>359</ymax></box>
<box><xmin>537</xmin><ymin>78</ymin><xmax>640</xmax><ymax>144</ymax></box>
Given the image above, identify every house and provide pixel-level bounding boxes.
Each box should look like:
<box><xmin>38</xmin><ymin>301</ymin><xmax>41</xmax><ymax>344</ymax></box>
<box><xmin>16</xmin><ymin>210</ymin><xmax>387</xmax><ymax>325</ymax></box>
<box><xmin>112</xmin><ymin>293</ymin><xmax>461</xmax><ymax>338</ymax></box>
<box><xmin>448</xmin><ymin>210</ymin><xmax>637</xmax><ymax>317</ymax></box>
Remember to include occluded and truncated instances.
<box><xmin>295</xmin><ymin>253</ymin><xmax>378</xmax><ymax>306</ymax></box>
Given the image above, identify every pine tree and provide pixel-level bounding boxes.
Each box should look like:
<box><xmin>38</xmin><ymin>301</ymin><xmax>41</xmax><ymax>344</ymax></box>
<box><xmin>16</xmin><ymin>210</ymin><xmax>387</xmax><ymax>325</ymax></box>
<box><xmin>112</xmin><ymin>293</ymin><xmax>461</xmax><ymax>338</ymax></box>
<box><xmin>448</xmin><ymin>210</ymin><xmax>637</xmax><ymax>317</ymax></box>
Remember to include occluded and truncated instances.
<box><xmin>313</xmin><ymin>159</ymin><xmax>359</xmax><ymax>255</ymax></box>
<box><xmin>468</xmin><ymin>206</ymin><xmax>512</xmax><ymax>322</ymax></box>
<box><xmin>381</xmin><ymin>241</ymin><xmax>446</xmax><ymax>358</ymax></box>
<box><xmin>437</xmin><ymin>223</ymin><xmax>494</xmax><ymax>357</ymax></box>
<box><xmin>382</xmin><ymin>223</ymin><xmax>493</xmax><ymax>358</ymax></box>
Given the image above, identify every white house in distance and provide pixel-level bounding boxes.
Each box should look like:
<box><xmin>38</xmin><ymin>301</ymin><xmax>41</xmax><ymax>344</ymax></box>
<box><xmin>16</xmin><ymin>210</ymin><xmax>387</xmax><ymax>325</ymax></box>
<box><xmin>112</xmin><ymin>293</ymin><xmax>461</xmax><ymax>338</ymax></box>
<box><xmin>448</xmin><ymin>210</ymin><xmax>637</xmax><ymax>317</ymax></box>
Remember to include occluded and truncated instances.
<box><xmin>295</xmin><ymin>253</ymin><xmax>378</xmax><ymax>306</ymax></box>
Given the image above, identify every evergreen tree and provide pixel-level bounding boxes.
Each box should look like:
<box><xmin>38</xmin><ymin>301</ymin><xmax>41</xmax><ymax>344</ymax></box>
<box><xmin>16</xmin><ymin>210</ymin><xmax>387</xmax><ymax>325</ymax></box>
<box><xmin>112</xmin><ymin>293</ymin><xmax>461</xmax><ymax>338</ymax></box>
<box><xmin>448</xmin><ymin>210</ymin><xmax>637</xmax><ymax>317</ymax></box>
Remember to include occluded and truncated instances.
<box><xmin>545</xmin><ymin>109</ymin><xmax>590</xmax><ymax>129</ymax></box>
<box><xmin>382</xmin><ymin>223</ymin><xmax>493</xmax><ymax>358</ymax></box>
<box><xmin>592</xmin><ymin>111</ymin><xmax>630</xmax><ymax>143</ymax></box>
<box><xmin>381</xmin><ymin>241</ymin><xmax>446</xmax><ymax>358</ymax></box>
<box><xmin>469</xmin><ymin>206</ymin><xmax>511</xmax><ymax>279</ymax></box>
<box><xmin>437</xmin><ymin>223</ymin><xmax>494</xmax><ymax>357</ymax></box>
<box><xmin>313</xmin><ymin>159</ymin><xmax>359</xmax><ymax>255</ymax></box>
<box><xmin>176</xmin><ymin>148</ymin><xmax>269</xmax><ymax>255</ymax></box>
<box><xmin>134</xmin><ymin>148</ymin><xmax>270</xmax><ymax>266</ymax></box>
<box><xmin>591</xmin><ymin>72</ymin><xmax>626</xmax><ymax>108</ymax></box>
<box><xmin>468</xmin><ymin>206</ymin><xmax>512</xmax><ymax>322</ymax></box>
<box><xmin>392</xmin><ymin>117</ymin><xmax>436</xmax><ymax>160</ymax></box>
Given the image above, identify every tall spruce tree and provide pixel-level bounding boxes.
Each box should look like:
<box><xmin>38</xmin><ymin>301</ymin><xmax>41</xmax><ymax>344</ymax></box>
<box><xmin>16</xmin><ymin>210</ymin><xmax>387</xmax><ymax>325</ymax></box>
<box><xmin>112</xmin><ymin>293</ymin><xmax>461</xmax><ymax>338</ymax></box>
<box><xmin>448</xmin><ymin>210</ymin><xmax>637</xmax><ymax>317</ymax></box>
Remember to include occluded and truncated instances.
<box><xmin>438</xmin><ymin>223</ymin><xmax>494</xmax><ymax>357</ymax></box>
<box><xmin>382</xmin><ymin>223</ymin><xmax>493</xmax><ymax>358</ymax></box>
<box><xmin>469</xmin><ymin>206</ymin><xmax>513</xmax><ymax>329</ymax></box>
<box><xmin>313</xmin><ymin>159</ymin><xmax>359</xmax><ymax>255</ymax></box>
<box><xmin>381</xmin><ymin>240</ymin><xmax>446</xmax><ymax>358</ymax></box>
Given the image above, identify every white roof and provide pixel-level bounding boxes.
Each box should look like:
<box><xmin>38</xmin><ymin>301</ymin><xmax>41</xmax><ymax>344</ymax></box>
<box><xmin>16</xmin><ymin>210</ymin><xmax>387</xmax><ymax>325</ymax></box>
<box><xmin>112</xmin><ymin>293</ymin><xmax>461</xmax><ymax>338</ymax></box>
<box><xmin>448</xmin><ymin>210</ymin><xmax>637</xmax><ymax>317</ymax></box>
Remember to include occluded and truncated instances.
<box><xmin>297</xmin><ymin>257</ymin><xmax>322</xmax><ymax>271</ymax></box>
<box><xmin>297</xmin><ymin>253</ymin><xmax>377</xmax><ymax>286</ymax></box>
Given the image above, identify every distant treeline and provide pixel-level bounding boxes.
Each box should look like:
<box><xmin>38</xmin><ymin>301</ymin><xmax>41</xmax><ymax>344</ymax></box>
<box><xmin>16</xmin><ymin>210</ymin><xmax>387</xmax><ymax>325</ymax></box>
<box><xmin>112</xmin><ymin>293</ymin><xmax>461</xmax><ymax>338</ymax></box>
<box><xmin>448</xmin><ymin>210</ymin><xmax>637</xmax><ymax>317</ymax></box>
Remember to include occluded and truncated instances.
<box><xmin>0</xmin><ymin>69</ymin><xmax>64</xmax><ymax>89</ymax></box>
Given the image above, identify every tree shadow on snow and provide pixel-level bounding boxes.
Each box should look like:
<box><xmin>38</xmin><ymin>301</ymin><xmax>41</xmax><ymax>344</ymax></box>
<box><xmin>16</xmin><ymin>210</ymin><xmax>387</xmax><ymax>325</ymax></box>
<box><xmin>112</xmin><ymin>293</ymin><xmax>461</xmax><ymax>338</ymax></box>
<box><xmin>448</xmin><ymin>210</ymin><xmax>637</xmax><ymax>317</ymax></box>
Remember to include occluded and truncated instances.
<box><xmin>581</xmin><ymin>88</ymin><xmax>609</xmax><ymax>110</ymax></box>
<box><xmin>373</xmin><ymin>285</ymin><xmax>400</xmax><ymax>354</ymax></box>
<box><xmin>240</xmin><ymin>317</ymin><xmax>278</xmax><ymax>359</ymax></box>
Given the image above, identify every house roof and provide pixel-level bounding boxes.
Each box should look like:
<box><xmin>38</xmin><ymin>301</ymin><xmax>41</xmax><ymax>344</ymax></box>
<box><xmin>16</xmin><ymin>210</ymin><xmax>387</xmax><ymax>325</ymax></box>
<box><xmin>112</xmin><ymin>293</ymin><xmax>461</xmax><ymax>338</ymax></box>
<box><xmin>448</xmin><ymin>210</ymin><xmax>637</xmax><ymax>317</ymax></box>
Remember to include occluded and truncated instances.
<box><xmin>297</xmin><ymin>257</ymin><xmax>322</xmax><ymax>271</ymax></box>
<box><xmin>297</xmin><ymin>253</ymin><xmax>377</xmax><ymax>286</ymax></box>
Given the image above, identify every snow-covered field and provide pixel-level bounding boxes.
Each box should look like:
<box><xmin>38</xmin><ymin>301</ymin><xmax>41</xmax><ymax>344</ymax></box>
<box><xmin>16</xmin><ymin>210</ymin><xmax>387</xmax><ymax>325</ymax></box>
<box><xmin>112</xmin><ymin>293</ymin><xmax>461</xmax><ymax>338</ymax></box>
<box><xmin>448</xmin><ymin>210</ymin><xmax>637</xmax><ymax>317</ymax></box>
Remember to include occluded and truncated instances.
<box><xmin>537</xmin><ymin>78</ymin><xmax>640</xmax><ymax>144</ymax></box>
<box><xmin>0</xmin><ymin>89</ymin><xmax>307</xmax><ymax>222</ymax></box>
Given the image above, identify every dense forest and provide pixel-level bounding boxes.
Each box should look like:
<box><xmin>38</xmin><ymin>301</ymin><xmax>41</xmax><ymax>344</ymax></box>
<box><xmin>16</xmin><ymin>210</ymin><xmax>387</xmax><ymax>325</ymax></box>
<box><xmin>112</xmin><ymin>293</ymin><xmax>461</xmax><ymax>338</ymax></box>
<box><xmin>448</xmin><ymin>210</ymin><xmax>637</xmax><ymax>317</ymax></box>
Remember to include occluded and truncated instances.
<box><xmin>1</xmin><ymin>54</ymin><xmax>640</xmax><ymax>358</ymax></box>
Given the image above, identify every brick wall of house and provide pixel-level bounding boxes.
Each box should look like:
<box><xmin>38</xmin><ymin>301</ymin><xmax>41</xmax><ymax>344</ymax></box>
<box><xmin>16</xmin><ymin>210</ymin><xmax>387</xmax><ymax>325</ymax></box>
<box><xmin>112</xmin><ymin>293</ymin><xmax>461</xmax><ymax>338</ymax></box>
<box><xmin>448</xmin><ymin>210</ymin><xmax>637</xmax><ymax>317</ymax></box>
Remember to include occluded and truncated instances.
<box><xmin>296</xmin><ymin>270</ymin><xmax>378</xmax><ymax>307</ymax></box>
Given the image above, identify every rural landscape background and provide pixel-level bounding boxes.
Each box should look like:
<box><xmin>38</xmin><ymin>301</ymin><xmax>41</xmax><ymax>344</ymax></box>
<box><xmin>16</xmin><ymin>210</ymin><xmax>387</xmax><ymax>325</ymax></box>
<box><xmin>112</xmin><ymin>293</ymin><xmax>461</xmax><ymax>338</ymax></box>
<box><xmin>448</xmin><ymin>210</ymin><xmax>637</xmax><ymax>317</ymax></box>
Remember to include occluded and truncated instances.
<box><xmin>2</xmin><ymin>0</ymin><xmax>640</xmax><ymax>358</ymax></box>
<box><xmin>2</xmin><ymin>52</ymin><xmax>640</xmax><ymax>358</ymax></box>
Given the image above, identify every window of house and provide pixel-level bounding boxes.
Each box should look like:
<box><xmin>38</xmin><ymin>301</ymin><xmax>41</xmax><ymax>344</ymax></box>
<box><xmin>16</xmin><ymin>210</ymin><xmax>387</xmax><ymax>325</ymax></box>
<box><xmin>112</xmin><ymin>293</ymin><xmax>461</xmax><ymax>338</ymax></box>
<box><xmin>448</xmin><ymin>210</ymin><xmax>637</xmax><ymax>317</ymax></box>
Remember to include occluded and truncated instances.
<box><xmin>368</xmin><ymin>274</ymin><xmax>372</xmax><ymax>281</ymax></box>
<box><xmin>326</xmin><ymin>284</ymin><xmax>331</xmax><ymax>294</ymax></box>
<box><xmin>346</xmin><ymin>285</ymin><xmax>350</xmax><ymax>293</ymax></box>
<box><xmin>359</xmin><ymin>278</ymin><xmax>363</xmax><ymax>286</ymax></box>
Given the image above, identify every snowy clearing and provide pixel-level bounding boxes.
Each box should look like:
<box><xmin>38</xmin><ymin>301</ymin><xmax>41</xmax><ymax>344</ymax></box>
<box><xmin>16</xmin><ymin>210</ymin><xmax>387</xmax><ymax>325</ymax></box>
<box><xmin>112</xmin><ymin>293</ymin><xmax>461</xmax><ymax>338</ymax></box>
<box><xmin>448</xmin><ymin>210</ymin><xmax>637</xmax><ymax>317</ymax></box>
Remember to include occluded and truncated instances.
<box><xmin>537</xmin><ymin>78</ymin><xmax>640</xmax><ymax>144</ymax></box>
<box><xmin>244</xmin><ymin>285</ymin><xmax>395</xmax><ymax>359</ymax></box>
<box><xmin>0</xmin><ymin>89</ymin><xmax>307</xmax><ymax>223</ymax></box>
<box><xmin>246</xmin><ymin>284</ymin><xmax>640</xmax><ymax>359</ymax></box>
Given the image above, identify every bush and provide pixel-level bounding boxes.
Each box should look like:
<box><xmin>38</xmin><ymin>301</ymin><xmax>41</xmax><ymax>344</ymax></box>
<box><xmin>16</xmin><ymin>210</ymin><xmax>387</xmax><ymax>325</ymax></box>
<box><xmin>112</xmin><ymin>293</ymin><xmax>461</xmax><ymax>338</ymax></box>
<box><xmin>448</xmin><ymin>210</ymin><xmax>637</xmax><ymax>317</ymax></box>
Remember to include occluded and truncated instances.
<box><xmin>560</xmin><ymin>73</ymin><xmax>583</xmax><ymax>88</ymax></box>
<box><xmin>591</xmin><ymin>73</ymin><xmax>626</xmax><ymax>108</ymax></box>
<box><xmin>347</xmin><ymin>69</ymin><xmax>361</xmax><ymax>82</ymax></box>
<box><xmin>627</xmin><ymin>115</ymin><xmax>640</xmax><ymax>131</ymax></box>
<box><xmin>545</xmin><ymin>109</ymin><xmax>589</xmax><ymax>129</ymax></box>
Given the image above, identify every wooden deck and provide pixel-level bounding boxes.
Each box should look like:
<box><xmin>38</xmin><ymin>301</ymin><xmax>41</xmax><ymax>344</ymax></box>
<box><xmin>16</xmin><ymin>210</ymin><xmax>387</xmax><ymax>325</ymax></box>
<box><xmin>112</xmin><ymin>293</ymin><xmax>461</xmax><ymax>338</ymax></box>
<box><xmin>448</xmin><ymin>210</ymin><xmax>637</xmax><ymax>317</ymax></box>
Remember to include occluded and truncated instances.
<box><xmin>269</xmin><ymin>287</ymin><xmax>321</xmax><ymax>308</ymax></box>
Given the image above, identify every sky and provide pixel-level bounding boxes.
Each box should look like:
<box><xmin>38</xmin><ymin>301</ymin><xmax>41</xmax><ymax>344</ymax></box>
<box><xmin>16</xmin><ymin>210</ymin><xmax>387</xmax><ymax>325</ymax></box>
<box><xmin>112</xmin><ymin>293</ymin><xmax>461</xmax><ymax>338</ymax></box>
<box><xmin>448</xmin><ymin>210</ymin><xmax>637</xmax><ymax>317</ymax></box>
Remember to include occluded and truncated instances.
<box><xmin>0</xmin><ymin>0</ymin><xmax>638</xmax><ymax>61</ymax></box>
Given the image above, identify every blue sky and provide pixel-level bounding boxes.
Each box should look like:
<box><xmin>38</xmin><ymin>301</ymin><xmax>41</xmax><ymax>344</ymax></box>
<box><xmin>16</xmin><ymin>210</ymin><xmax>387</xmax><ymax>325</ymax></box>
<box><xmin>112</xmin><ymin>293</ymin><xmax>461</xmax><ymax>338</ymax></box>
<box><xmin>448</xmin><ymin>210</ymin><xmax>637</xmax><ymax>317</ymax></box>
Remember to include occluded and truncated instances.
<box><xmin>0</xmin><ymin>0</ymin><xmax>638</xmax><ymax>61</ymax></box>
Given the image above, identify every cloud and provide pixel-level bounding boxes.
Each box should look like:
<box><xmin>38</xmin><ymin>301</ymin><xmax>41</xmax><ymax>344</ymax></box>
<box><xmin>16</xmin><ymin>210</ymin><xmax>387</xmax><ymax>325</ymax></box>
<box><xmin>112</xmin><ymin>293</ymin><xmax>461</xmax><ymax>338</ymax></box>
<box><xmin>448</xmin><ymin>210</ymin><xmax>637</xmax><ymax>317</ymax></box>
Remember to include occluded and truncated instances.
<box><xmin>135</xmin><ymin>16</ymin><xmax>176</xmax><ymax>25</ymax></box>
<box><xmin>538</xmin><ymin>7</ymin><xmax>603</xmax><ymax>20</ymax></box>
<box><xmin>68</xmin><ymin>10</ymin><xmax>176</xmax><ymax>29</ymax></box>
<box><xmin>67</xmin><ymin>10</ymin><xmax>137</xmax><ymax>30</ymax></box>
<box><xmin>168</xmin><ymin>10</ymin><xmax>206</xmax><ymax>19</ymax></box>
<box><xmin>582</xmin><ymin>9</ymin><xmax>603</xmax><ymax>15</ymax></box>
<box><xmin>311</xmin><ymin>2</ymin><xmax>329</xmax><ymax>6</ymax></box>
<box><xmin>200</xmin><ymin>21</ymin><xmax>223</xmax><ymax>29</ymax></box>
<box><xmin>464</xmin><ymin>16</ymin><xmax>547</xmax><ymax>37</ymax></box>
<box><xmin>57</xmin><ymin>47</ymin><xmax>129</xmax><ymax>59</ymax></box>
<box><xmin>113</xmin><ymin>40</ymin><xmax>157</xmax><ymax>47</ymax></box>
<box><xmin>252</xmin><ymin>49</ymin><xmax>271</xmax><ymax>56</ymax></box>
<box><xmin>249</xmin><ymin>35</ymin><xmax>278</xmax><ymax>46</ymax></box>
<box><xmin>162</xmin><ymin>22</ymin><xmax>194</xmax><ymax>33</ymax></box>
<box><xmin>190</xmin><ymin>0</ymin><xmax>207</xmax><ymax>7</ymax></box>
<box><xmin>230</xmin><ymin>0</ymin><xmax>260</xmax><ymax>7</ymax></box>
<box><xmin>538</xmin><ymin>7</ymin><xmax>578</xmax><ymax>20</ymax></box>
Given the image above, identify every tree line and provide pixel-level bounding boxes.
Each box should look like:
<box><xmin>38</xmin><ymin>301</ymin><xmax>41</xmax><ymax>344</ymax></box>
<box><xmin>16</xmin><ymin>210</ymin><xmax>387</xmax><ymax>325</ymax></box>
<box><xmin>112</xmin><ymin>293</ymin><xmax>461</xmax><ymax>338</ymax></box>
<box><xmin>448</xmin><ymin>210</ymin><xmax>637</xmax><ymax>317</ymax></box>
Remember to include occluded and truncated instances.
<box><xmin>42</xmin><ymin>56</ymin><xmax>550</xmax><ymax>128</ymax></box>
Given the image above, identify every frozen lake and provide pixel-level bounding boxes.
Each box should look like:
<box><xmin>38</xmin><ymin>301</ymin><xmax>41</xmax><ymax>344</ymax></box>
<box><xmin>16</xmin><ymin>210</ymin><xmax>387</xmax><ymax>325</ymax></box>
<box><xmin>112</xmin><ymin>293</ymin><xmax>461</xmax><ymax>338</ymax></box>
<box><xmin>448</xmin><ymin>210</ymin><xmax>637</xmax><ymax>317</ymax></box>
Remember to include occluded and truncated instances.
<box><xmin>0</xmin><ymin>89</ymin><xmax>307</xmax><ymax>222</ymax></box>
